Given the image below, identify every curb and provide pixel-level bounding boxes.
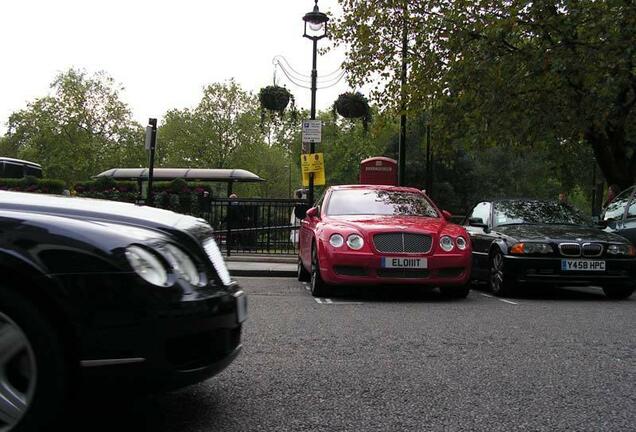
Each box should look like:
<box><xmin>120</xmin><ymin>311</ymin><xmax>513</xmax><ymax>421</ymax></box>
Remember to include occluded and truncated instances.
<box><xmin>230</xmin><ymin>269</ymin><xmax>297</xmax><ymax>278</ymax></box>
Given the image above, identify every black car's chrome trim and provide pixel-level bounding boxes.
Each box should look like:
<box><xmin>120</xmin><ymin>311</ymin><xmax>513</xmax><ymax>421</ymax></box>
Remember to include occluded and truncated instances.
<box><xmin>558</xmin><ymin>243</ymin><xmax>581</xmax><ymax>257</ymax></box>
<box><xmin>80</xmin><ymin>358</ymin><xmax>146</xmax><ymax>367</ymax></box>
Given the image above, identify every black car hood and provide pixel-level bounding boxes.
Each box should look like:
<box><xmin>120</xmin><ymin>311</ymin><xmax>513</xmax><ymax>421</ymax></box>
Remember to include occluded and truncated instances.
<box><xmin>0</xmin><ymin>191</ymin><xmax>205</xmax><ymax>235</ymax></box>
<box><xmin>496</xmin><ymin>224</ymin><xmax>628</xmax><ymax>243</ymax></box>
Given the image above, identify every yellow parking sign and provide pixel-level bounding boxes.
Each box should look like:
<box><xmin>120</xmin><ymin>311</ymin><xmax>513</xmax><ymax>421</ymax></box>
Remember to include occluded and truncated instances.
<box><xmin>301</xmin><ymin>153</ymin><xmax>325</xmax><ymax>186</ymax></box>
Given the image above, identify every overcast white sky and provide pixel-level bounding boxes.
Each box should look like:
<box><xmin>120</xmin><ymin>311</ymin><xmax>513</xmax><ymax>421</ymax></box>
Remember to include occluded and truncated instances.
<box><xmin>0</xmin><ymin>0</ymin><xmax>350</xmax><ymax>129</ymax></box>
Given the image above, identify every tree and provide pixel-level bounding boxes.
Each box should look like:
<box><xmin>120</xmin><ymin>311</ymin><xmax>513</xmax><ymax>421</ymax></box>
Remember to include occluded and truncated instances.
<box><xmin>333</xmin><ymin>1</ymin><xmax>636</xmax><ymax>188</ymax></box>
<box><xmin>5</xmin><ymin>68</ymin><xmax>145</xmax><ymax>183</ymax></box>
<box><xmin>159</xmin><ymin>80</ymin><xmax>262</xmax><ymax>170</ymax></box>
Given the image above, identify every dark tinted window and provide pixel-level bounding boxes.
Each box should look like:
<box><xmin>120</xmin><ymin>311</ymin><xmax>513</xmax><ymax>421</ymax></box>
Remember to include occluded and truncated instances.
<box><xmin>494</xmin><ymin>200</ymin><xmax>589</xmax><ymax>226</ymax></box>
<box><xmin>326</xmin><ymin>189</ymin><xmax>439</xmax><ymax>217</ymax></box>
<box><xmin>1</xmin><ymin>162</ymin><xmax>24</xmax><ymax>178</ymax></box>
<box><xmin>24</xmin><ymin>165</ymin><xmax>42</xmax><ymax>178</ymax></box>
<box><xmin>603</xmin><ymin>187</ymin><xmax>634</xmax><ymax>222</ymax></box>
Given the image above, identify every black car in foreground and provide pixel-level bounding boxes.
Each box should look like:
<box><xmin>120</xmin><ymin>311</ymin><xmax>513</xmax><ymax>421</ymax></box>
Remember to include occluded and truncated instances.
<box><xmin>0</xmin><ymin>191</ymin><xmax>246</xmax><ymax>431</ymax></box>
<box><xmin>464</xmin><ymin>199</ymin><xmax>636</xmax><ymax>299</ymax></box>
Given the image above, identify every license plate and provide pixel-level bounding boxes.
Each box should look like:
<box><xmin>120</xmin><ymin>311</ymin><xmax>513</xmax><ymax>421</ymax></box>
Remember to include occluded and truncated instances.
<box><xmin>381</xmin><ymin>257</ymin><xmax>427</xmax><ymax>269</ymax></box>
<box><xmin>561</xmin><ymin>259</ymin><xmax>605</xmax><ymax>271</ymax></box>
<box><xmin>234</xmin><ymin>291</ymin><xmax>248</xmax><ymax>323</ymax></box>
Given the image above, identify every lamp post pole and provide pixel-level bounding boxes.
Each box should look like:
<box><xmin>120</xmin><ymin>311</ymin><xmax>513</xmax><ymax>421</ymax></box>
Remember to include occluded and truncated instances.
<box><xmin>303</xmin><ymin>0</ymin><xmax>329</xmax><ymax>206</ymax></box>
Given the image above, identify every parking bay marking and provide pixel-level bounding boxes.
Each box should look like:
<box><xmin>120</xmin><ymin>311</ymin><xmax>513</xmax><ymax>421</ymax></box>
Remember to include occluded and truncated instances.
<box><xmin>480</xmin><ymin>293</ymin><xmax>519</xmax><ymax>305</ymax></box>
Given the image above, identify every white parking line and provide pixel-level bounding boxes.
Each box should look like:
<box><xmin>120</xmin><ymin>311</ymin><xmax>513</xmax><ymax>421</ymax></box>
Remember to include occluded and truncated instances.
<box><xmin>314</xmin><ymin>298</ymin><xmax>323</xmax><ymax>304</ymax></box>
<box><xmin>325</xmin><ymin>299</ymin><xmax>333</xmax><ymax>304</ymax></box>
<box><xmin>481</xmin><ymin>292</ymin><xmax>519</xmax><ymax>305</ymax></box>
<box><xmin>314</xmin><ymin>297</ymin><xmax>364</xmax><ymax>305</ymax></box>
<box><xmin>499</xmin><ymin>299</ymin><xmax>519</xmax><ymax>305</ymax></box>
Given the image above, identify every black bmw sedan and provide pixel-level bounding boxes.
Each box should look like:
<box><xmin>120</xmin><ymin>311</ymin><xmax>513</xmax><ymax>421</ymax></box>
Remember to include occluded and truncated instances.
<box><xmin>464</xmin><ymin>199</ymin><xmax>636</xmax><ymax>299</ymax></box>
<box><xmin>0</xmin><ymin>191</ymin><xmax>247</xmax><ymax>431</ymax></box>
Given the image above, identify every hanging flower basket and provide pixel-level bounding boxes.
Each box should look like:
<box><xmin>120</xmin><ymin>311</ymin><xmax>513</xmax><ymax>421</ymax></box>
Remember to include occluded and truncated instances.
<box><xmin>333</xmin><ymin>92</ymin><xmax>372</xmax><ymax>131</ymax></box>
<box><xmin>259</xmin><ymin>85</ymin><xmax>292</xmax><ymax>112</ymax></box>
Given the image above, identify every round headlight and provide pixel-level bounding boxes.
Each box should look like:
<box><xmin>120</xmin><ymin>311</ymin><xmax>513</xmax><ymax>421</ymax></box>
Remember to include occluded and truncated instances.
<box><xmin>347</xmin><ymin>234</ymin><xmax>364</xmax><ymax>250</ymax></box>
<box><xmin>163</xmin><ymin>244</ymin><xmax>201</xmax><ymax>286</ymax></box>
<box><xmin>456</xmin><ymin>236</ymin><xmax>467</xmax><ymax>250</ymax></box>
<box><xmin>440</xmin><ymin>236</ymin><xmax>454</xmax><ymax>252</ymax></box>
<box><xmin>329</xmin><ymin>234</ymin><xmax>345</xmax><ymax>248</ymax></box>
<box><xmin>126</xmin><ymin>246</ymin><xmax>169</xmax><ymax>286</ymax></box>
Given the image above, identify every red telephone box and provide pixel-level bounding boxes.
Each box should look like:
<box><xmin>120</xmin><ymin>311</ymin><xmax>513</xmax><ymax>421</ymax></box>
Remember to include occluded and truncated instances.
<box><xmin>359</xmin><ymin>157</ymin><xmax>398</xmax><ymax>186</ymax></box>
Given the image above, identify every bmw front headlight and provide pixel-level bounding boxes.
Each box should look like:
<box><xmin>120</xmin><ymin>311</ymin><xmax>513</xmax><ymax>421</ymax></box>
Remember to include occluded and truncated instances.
<box><xmin>163</xmin><ymin>244</ymin><xmax>202</xmax><ymax>286</ymax></box>
<box><xmin>126</xmin><ymin>245</ymin><xmax>169</xmax><ymax>287</ymax></box>
<box><xmin>607</xmin><ymin>244</ymin><xmax>636</xmax><ymax>256</ymax></box>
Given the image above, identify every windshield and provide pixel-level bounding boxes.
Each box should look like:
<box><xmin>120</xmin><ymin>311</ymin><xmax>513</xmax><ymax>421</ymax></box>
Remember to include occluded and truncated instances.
<box><xmin>326</xmin><ymin>189</ymin><xmax>439</xmax><ymax>217</ymax></box>
<box><xmin>494</xmin><ymin>200</ymin><xmax>589</xmax><ymax>226</ymax></box>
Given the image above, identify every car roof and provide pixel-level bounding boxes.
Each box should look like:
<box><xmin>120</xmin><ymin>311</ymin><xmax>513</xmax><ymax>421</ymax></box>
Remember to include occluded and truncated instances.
<box><xmin>0</xmin><ymin>157</ymin><xmax>42</xmax><ymax>168</ymax></box>
<box><xmin>329</xmin><ymin>184</ymin><xmax>424</xmax><ymax>194</ymax></box>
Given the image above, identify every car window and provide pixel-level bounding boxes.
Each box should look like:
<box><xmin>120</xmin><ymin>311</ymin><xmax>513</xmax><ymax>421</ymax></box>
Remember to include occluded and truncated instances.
<box><xmin>1</xmin><ymin>162</ymin><xmax>24</xmax><ymax>178</ymax></box>
<box><xmin>325</xmin><ymin>189</ymin><xmax>439</xmax><ymax>217</ymax></box>
<box><xmin>603</xmin><ymin>187</ymin><xmax>634</xmax><ymax>222</ymax></box>
<box><xmin>467</xmin><ymin>202</ymin><xmax>491</xmax><ymax>225</ymax></box>
<box><xmin>494</xmin><ymin>200</ymin><xmax>589</xmax><ymax>226</ymax></box>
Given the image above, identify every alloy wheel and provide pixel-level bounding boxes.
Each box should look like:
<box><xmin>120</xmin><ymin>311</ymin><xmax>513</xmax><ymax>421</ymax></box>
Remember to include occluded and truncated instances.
<box><xmin>490</xmin><ymin>251</ymin><xmax>504</xmax><ymax>293</ymax></box>
<box><xmin>0</xmin><ymin>312</ymin><xmax>36</xmax><ymax>429</ymax></box>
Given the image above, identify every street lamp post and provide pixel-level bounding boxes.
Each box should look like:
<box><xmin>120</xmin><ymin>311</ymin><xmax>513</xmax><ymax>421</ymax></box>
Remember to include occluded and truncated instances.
<box><xmin>303</xmin><ymin>0</ymin><xmax>329</xmax><ymax>207</ymax></box>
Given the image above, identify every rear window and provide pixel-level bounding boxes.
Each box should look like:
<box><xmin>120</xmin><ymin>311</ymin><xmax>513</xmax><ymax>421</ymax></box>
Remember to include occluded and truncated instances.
<box><xmin>326</xmin><ymin>189</ymin><xmax>439</xmax><ymax>217</ymax></box>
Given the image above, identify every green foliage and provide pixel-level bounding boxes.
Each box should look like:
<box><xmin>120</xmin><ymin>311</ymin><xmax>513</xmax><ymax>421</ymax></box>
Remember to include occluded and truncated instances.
<box><xmin>0</xmin><ymin>177</ymin><xmax>66</xmax><ymax>194</ymax></box>
<box><xmin>332</xmin><ymin>0</ymin><xmax>636</xmax><ymax>188</ymax></box>
<box><xmin>4</xmin><ymin>68</ymin><xmax>146</xmax><ymax>184</ymax></box>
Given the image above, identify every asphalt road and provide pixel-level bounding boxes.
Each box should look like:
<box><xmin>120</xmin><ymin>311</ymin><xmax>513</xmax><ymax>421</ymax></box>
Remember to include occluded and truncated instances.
<box><xmin>65</xmin><ymin>278</ymin><xmax>635</xmax><ymax>432</ymax></box>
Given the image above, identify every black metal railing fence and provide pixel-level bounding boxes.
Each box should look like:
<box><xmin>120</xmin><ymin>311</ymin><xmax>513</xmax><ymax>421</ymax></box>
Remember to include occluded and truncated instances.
<box><xmin>201</xmin><ymin>198</ymin><xmax>305</xmax><ymax>256</ymax></box>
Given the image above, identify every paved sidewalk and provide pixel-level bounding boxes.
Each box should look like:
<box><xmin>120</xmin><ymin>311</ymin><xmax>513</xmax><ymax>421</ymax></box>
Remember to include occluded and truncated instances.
<box><xmin>226</xmin><ymin>255</ymin><xmax>297</xmax><ymax>277</ymax></box>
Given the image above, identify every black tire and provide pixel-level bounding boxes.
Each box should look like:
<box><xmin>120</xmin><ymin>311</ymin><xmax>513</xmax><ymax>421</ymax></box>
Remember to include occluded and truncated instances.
<box><xmin>0</xmin><ymin>287</ymin><xmax>68</xmax><ymax>432</ymax></box>
<box><xmin>310</xmin><ymin>243</ymin><xmax>330</xmax><ymax>298</ymax></box>
<box><xmin>297</xmin><ymin>256</ymin><xmax>311</xmax><ymax>282</ymax></box>
<box><xmin>489</xmin><ymin>249</ymin><xmax>516</xmax><ymax>297</ymax></box>
<box><xmin>602</xmin><ymin>286</ymin><xmax>635</xmax><ymax>300</ymax></box>
<box><xmin>440</xmin><ymin>284</ymin><xmax>470</xmax><ymax>299</ymax></box>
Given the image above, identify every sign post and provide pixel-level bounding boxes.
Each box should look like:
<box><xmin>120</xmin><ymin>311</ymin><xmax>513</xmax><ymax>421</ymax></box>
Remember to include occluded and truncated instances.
<box><xmin>302</xmin><ymin>119</ymin><xmax>322</xmax><ymax>206</ymax></box>
<box><xmin>146</xmin><ymin>118</ymin><xmax>157</xmax><ymax>204</ymax></box>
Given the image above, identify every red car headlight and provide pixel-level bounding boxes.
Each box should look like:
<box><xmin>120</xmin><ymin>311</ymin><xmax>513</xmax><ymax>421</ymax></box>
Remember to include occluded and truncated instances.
<box><xmin>347</xmin><ymin>234</ymin><xmax>364</xmax><ymax>250</ymax></box>
<box><xmin>329</xmin><ymin>234</ymin><xmax>345</xmax><ymax>248</ymax></box>
<box><xmin>456</xmin><ymin>236</ymin><xmax>467</xmax><ymax>250</ymax></box>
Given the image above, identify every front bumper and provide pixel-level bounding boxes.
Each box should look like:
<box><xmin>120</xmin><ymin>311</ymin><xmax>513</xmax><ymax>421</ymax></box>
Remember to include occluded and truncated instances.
<box><xmin>319</xmin><ymin>250</ymin><xmax>471</xmax><ymax>286</ymax></box>
<box><xmin>70</xmin><ymin>275</ymin><xmax>246</xmax><ymax>391</ymax></box>
<box><xmin>503</xmin><ymin>255</ymin><xmax>636</xmax><ymax>287</ymax></box>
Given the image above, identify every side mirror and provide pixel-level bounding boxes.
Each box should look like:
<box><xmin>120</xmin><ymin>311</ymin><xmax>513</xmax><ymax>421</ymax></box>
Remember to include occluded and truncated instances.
<box><xmin>594</xmin><ymin>217</ymin><xmax>608</xmax><ymax>228</ymax></box>
<box><xmin>468</xmin><ymin>217</ymin><xmax>489</xmax><ymax>230</ymax></box>
<box><xmin>294</xmin><ymin>204</ymin><xmax>310</xmax><ymax>220</ymax></box>
<box><xmin>442</xmin><ymin>210</ymin><xmax>452</xmax><ymax>221</ymax></box>
<box><xmin>306</xmin><ymin>207</ymin><xmax>319</xmax><ymax>219</ymax></box>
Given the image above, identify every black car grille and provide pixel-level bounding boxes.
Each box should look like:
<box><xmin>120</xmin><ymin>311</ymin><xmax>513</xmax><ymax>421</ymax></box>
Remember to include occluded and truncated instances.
<box><xmin>582</xmin><ymin>243</ymin><xmax>603</xmax><ymax>257</ymax></box>
<box><xmin>558</xmin><ymin>243</ymin><xmax>604</xmax><ymax>257</ymax></box>
<box><xmin>373</xmin><ymin>233</ymin><xmax>432</xmax><ymax>253</ymax></box>
<box><xmin>558</xmin><ymin>243</ymin><xmax>581</xmax><ymax>257</ymax></box>
<box><xmin>377</xmin><ymin>269</ymin><xmax>430</xmax><ymax>278</ymax></box>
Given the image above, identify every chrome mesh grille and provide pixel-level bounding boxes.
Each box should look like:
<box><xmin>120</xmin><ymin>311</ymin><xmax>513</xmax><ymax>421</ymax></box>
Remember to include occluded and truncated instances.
<box><xmin>582</xmin><ymin>243</ymin><xmax>603</xmax><ymax>257</ymax></box>
<box><xmin>558</xmin><ymin>243</ymin><xmax>581</xmax><ymax>257</ymax></box>
<box><xmin>373</xmin><ymin>233</ymin><xmax>432</xmax><ymax>253</ymax></box>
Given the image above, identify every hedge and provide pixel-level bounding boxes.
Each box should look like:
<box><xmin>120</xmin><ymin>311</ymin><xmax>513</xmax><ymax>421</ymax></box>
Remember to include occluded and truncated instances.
<box><xmin>0</xmin><ymin>177</ymin><xmax>66</xmax><ymax>194</ymax></box>
<box><xmin>73</xmin><ymin>178</ymin><xmax>215</xmax><ymax>215</ymax></box>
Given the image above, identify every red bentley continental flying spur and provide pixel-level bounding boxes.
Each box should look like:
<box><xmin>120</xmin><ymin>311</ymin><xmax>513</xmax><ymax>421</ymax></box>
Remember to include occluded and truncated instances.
<box><xmin>298</xmin><ymin>185</ymin><xmax>472</xmax><ymax>298</ymax></box>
